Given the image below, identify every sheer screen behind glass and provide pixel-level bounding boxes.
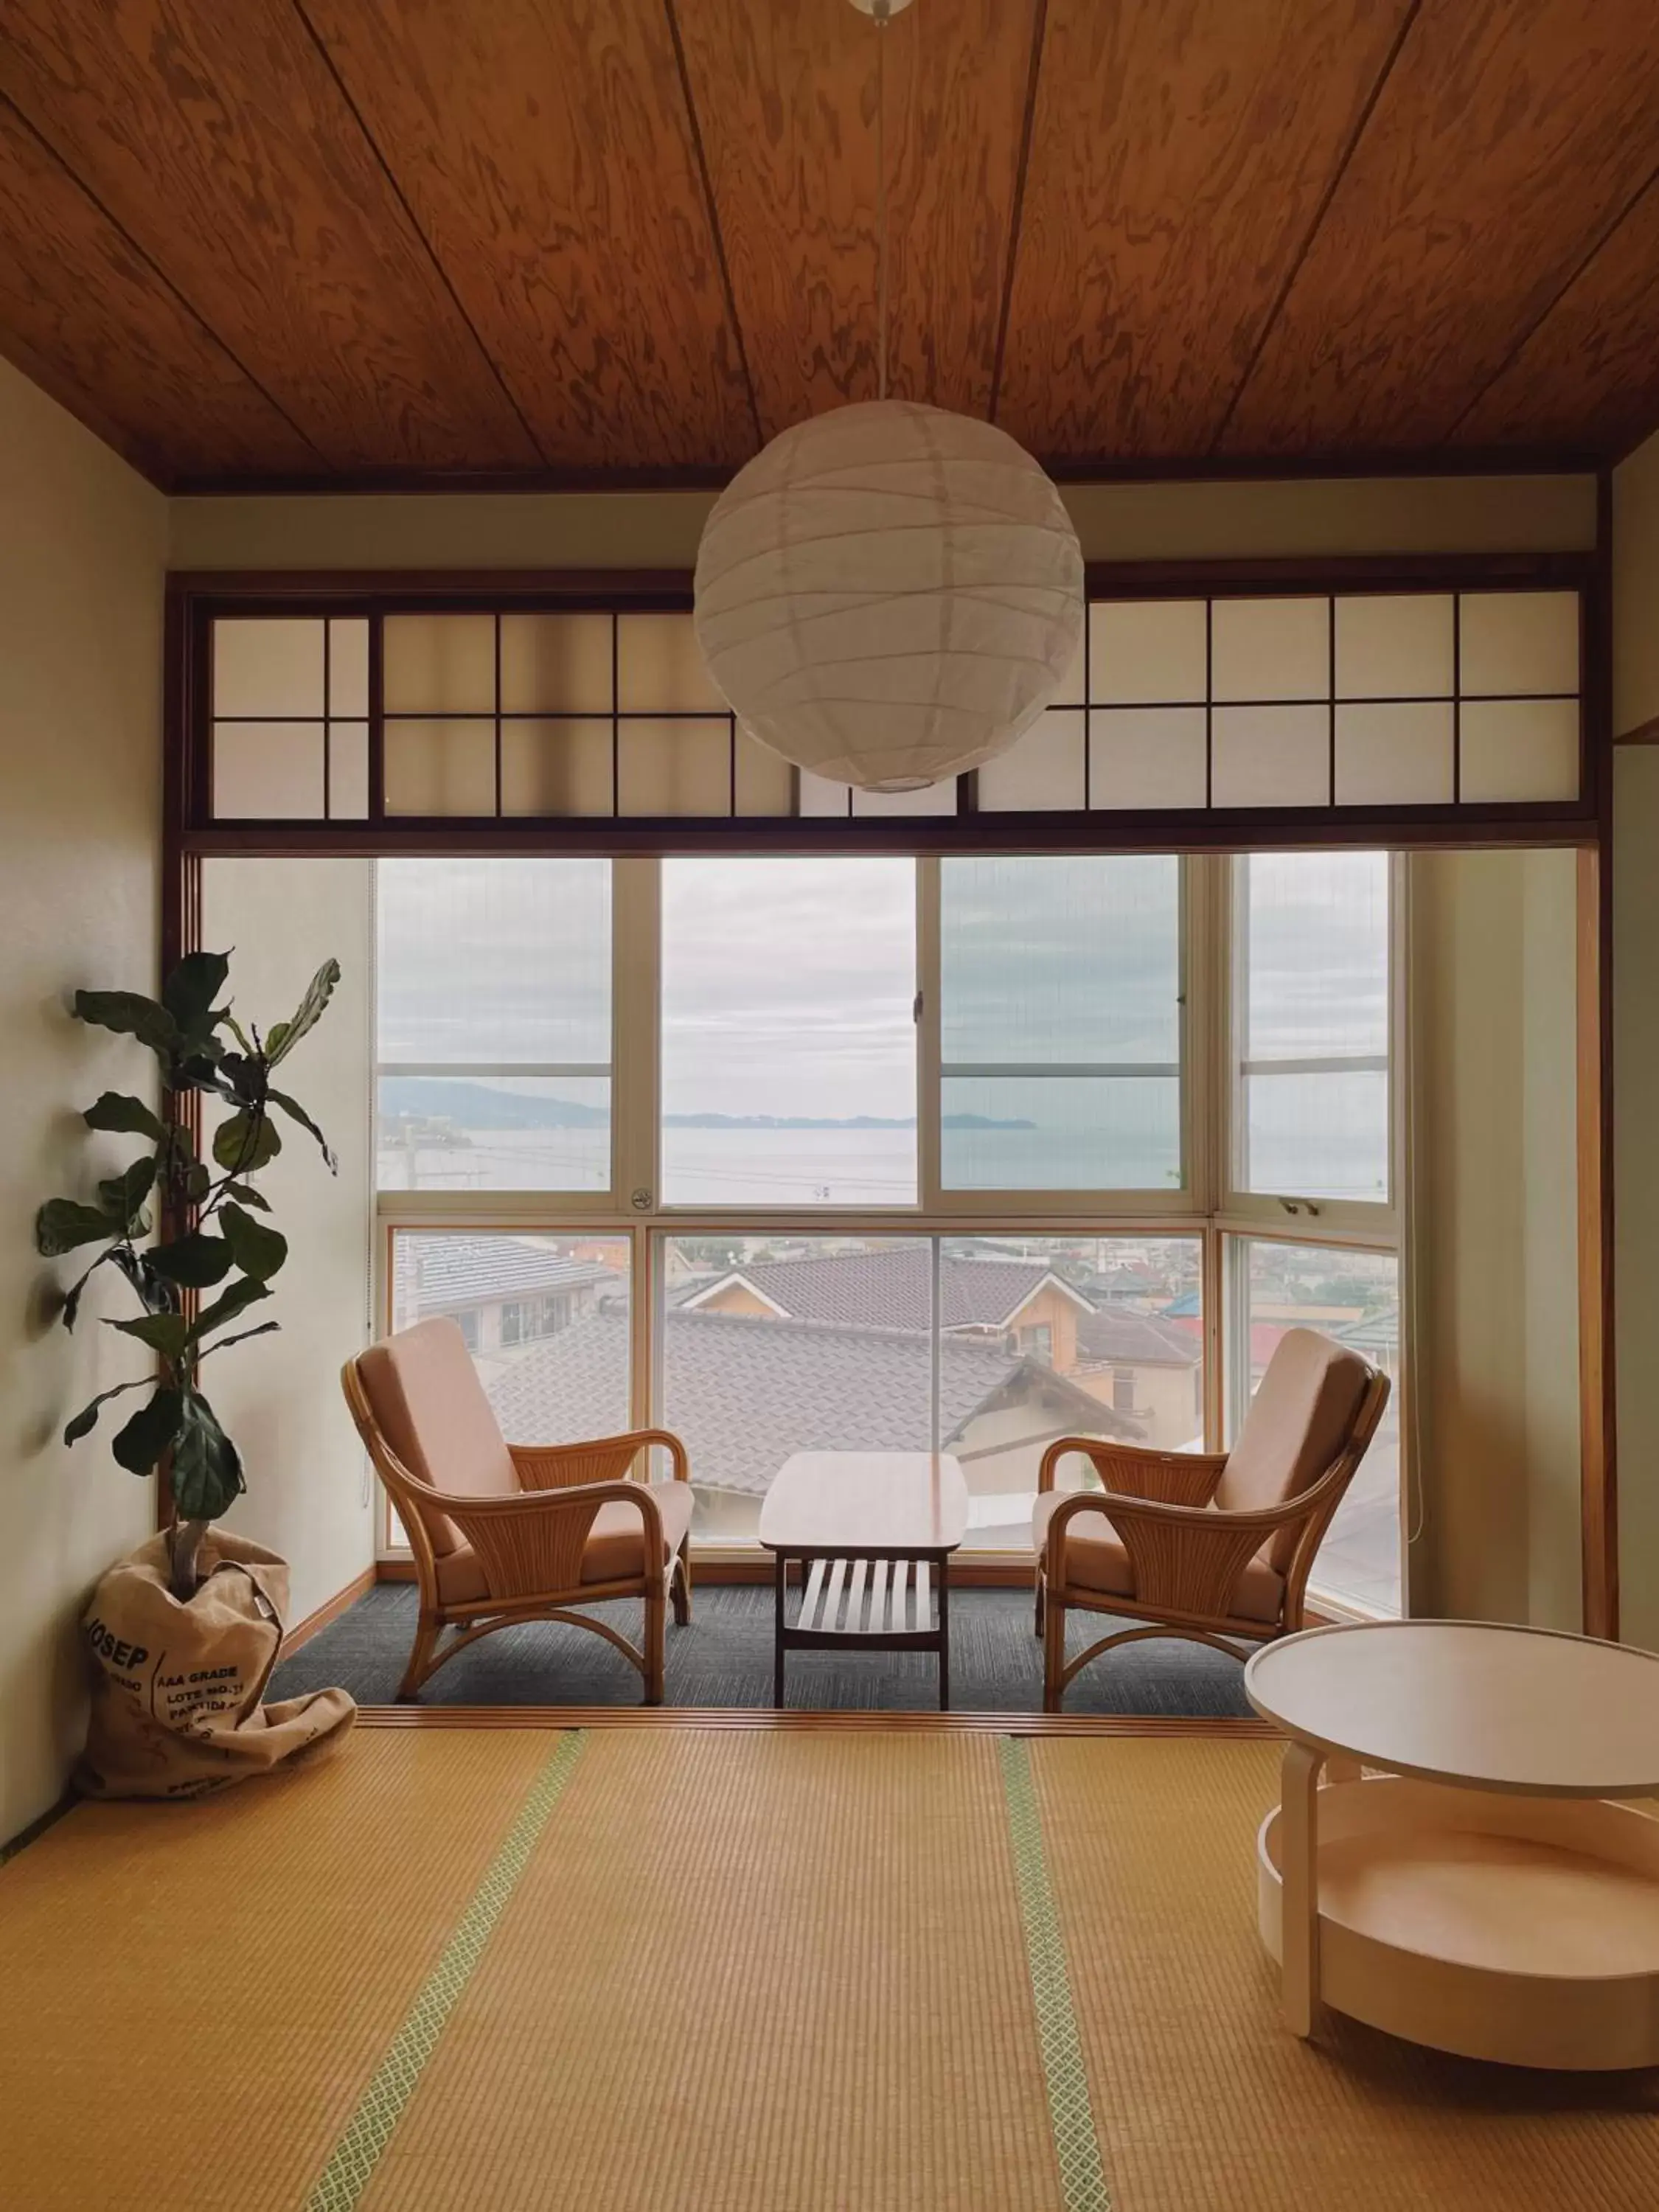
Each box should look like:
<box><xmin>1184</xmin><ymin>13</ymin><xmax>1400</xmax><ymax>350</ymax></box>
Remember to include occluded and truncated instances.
<box><xmin>940</xmin><ymin>856</ymin><xmax>1182</xmax><ymax>1189</ymax></box>
<box><xmin>1239</xmin><ymin>852</ymin><xmax>1389</xmax><ymax>1202</ymax></box>
<box><xmin>376</xmin><ymin>858</ymin><xmax>611</xmax><ymax>1192</ymax></box>
<box><xmin>659</xmin><ymin>858</ymin><xmax>917</xmax><ymax>1205</ymax></box>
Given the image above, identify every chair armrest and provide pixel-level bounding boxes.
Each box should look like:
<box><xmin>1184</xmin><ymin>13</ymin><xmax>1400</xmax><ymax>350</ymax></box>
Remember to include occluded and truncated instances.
<box><xmin>1037</xmin><ymin>1435</ymin><xmax>1228</xmax><ymax>1504</ymax></box>
<box><xmin>430</xmin><ymin>1478</ymin><xmax>668</xmax><ymax>1604</ymax></box>
<box><xmin>1043</xmin><ymin>1452</ymin><xmax>1358</xmax><ymax>1624</ymax></box>
<box><xmin>508</xmin><ymin>1427</ymin><xmax>691</xmax><ymax>1492</ymax></box>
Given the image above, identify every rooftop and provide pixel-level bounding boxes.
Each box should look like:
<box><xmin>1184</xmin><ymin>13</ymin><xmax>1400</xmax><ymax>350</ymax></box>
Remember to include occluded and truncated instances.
<box><xmin>680</xmin><ymin>1248</ymin><xmax>1091</xmax><ymax>1335</ymax></box>
<box><xmin>397</xmin><ymin>1236</ymin><xmax>618</xmax><ymax>1313</ymax></box>
<box><xmin>488</xmin><ymin>1307</ymin><xmax>1138</xmax><ymax>1497</ymax></box>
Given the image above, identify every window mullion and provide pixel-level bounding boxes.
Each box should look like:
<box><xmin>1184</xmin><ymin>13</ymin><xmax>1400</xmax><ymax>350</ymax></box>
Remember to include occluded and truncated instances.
<box><xmin>611</xmin><ymin>854</ymin><xmax>660</xmax><ymax>1214</ymax></box>
<box><xmin>917</xmin><ymin>854</ymin><xmax>942</xmax><ymax>1211</ymax></box>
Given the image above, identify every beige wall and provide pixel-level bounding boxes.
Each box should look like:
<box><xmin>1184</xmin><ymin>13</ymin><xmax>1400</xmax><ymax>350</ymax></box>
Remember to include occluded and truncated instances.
<box><xmin>168</xmin><ymin>471</ymin><xmax>1596</xmax><ymax>573</ymax></box>
<box><xmin>1406</xmin><ymin>849</ymin><xmax>1581</xmax><ymax>1627</ymax></box>
<box><xmin>200</xmin><ymin>860</ymin><xmax>377</xmax><ymax>1628</ymax></box>
<box><xmin>1613</xmin><ymin>428</ymin><xmax>1659</xmax><ymax>1648</ymax></box>
<box><xmin>0</xmin><ymin>359</ymin><xmax>166</xmax><ymax>1840</ymax></box>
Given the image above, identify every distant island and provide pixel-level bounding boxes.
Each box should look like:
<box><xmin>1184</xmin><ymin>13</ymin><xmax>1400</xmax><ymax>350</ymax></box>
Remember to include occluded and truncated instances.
<box><xmin>380</xmin><ymin>1077</ymin><xmax>1035</xmax><ymax>1133</ymax></box>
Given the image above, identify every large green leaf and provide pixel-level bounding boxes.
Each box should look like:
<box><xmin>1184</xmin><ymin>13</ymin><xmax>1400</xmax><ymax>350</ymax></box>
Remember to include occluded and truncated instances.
<box><xmin>62</xmin><ymin>1376</ymin><xmax>150</xmax><ymax>1447</ymax></box>
<box><xmin>189</xmin><ymin>1276</ymin><xmax>271</xmax><ymax>1345</ymax></box>
<box><xmin>265</xmin><ymin>959</ymin><xmax>340</xmax><ymax>1065</ymax></box>
<box><xmin>83</xmin><ymin>1091</ymin><xmax>165</xmax><ymax>1141</ymax></box>
<box><xmin>161</xmin><ymin>951</ymin><xmax>229</xmax><ymax>1037</ymax></box>
<box><xmin>169</xmin><ymin>1392</ymin><xmax>245</xmax><ymax>1520</ymax></box>
<box><xmin>195</xmin><ymin>1320</ymin><xmax>280</xmax><ymax>1361</ymax></box>
<box><xmin>72</xmin><ymin>991</ymin><xmax>180</xmax><ymax>1058</ymax></box>
<box><xmin>35</xmin><ymin>1199</ymin><xmax>120</xmax><ymax>1256</ymax></box>
<box><xmin>96</xmin><ymin>1155</ymin><xmax>156</xmax><ymax>1228</ymax></box>
<box><xmin>108</xmin><ymin>1311</ymin><xmax>190</xmax><ymax>1359</ymax></box>
<box><xmin>212</xmin><ymin>1110</ymin><xmax>281</xmax><ymax>1175</ymax></box>
<box><xmin>221</xmin><ymin>1179</ymin><xmax>270</xmax><ymax>1212</ymax></box>
<box><xmin>111</xmin><ymin>1387</ymin><xmax>186</xmax><ymax>1475</ymax></box>
<box><xmin>268</xmin><ymin>1088</ymin><xmax>335</xmax><ymax>1172</ymax></box>
<box><xmin>219</xmin><ymin>1202</ymin><xmax>287</xmax><ymax>1284</ymax></box>
<box><xmin>149</xmin><ymin>1232</ymin><xmax>234</xmax><ymax>1289</ymax></box>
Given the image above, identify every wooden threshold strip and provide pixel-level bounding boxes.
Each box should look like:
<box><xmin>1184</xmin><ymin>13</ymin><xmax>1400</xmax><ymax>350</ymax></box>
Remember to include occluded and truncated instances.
<box><xmin>353</xmin><ymin>1705</ymin><xmax>1278</xmax><ymax>1738</ymax></box>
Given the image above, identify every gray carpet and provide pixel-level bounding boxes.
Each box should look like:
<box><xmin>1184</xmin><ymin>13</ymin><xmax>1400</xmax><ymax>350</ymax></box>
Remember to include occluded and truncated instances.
<box><xmin>271</xmin><ymin>1582</ymin><xmax>1253</xmax><ymax>1716</ymax></box>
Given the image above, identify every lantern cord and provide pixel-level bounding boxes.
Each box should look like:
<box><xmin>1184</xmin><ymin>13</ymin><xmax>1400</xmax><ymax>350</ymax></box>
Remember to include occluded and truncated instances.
<box><xmin>875</xmin><ymin>11</ymin><xmax>888</xmax><ymax>402</ymax></box>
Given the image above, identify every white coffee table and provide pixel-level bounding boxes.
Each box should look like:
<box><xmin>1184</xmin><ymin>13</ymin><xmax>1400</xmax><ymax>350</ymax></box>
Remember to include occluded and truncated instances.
<box><xmin>1245</xmin><ymin>1621</ymin><xmax>1659</xmax><ymax>2069</ymax></box>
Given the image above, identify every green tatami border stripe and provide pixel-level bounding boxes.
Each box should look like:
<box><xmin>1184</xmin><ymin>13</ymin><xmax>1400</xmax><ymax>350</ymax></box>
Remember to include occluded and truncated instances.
<box><xmin>998</xmin><ymin>1735</ymin><xmax>1112</xmax><ymax>2212</ymax></box>
<box><xmin>306</xmin><ymin>1728</ymin><xmax>588</xmax><ymax>2212</ymax></box>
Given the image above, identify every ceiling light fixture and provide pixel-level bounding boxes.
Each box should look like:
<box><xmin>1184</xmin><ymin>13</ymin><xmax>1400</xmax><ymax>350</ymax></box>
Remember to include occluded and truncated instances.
<box><xmin>693</xmin><ymin>0</ymin><xmax>1084</xmax><ymax>794</ymax></box>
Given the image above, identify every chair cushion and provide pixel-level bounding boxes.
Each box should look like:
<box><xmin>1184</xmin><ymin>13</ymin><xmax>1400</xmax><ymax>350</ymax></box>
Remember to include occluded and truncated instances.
<box><xmin>356</xmin><ymin>1318</ymin><xmax>517</xmax><ymax>1556</ymax></box>
<box><xmin>435</xmin><ymin>1482</ymin><xmax>696</xmax><ymax>1607</ymax></box>
<box><xmin>1031</xmin><ymin>1490</ymin><xmax>1284</xmax><ymax>1625</ymax></box>
<box><xmin>1214</xmin><ymin>1327</ymin><xmax>1373</xmax><ymax>1575</ymax></box>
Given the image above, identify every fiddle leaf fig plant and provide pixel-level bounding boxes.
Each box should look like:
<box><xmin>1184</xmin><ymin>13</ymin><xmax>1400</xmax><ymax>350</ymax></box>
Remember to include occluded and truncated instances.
<box><xmin>38</xmin><ymin>950</ymin><xmax>339</xmax><ymax>1599</ymax></box>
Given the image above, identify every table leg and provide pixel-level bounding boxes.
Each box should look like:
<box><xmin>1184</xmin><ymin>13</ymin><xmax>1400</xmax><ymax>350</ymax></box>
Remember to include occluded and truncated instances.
<box><xmin>1279</xmin><ymin>1739</ymin><xmax>1324</xmax><ymax>2038</ymax></box>
<box><xmin>773</xmin><ymin>1550</ymin><xmax>787</xmax><ymax>1710</ymax></box>
<box><xmin>938</xmin><ymin>1557</ymin><xmax>950</xmax><ymax>1712</ymax></box>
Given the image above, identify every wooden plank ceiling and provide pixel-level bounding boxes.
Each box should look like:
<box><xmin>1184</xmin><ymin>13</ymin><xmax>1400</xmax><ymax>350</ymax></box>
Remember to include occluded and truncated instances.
<box><xmin>1</xmin><ymin>0</ymin><xmax>1658</xmax><ymax>491</ymax></box>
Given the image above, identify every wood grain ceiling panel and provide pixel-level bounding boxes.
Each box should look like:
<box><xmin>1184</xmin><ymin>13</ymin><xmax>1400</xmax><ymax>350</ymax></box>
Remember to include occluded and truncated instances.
<box><xmin>0</xmin><ymin>0</ymin><xmax>539</xmax><ymax>473</ymax></box>
<box><xmin>995</xmin><ymin>0</ymin><xmax>1413</xmax><ymax>462</ymax></box>
<box><xmin>1454</xmin><ymin>177</ymin><xmax>1659</xmax><ymax>458</ymax></box>
<box><xmin>673</xmin><ymin>0</ymin><xmax>1036</xmax><ymax>440</ymax></box>
<box><xmin>1222</xmin><ymin>0</ymin><xmax>1659</xmax><ymax>456</ymax></box>
<box><xmin>299</xmin><ymin>0</ymin><xmax>755</xmax><ymax>472</ymax></box>
<box><xmin>0</xmin><ymin>102</ymin><xmax>317</xmax><ymax>482</ymax></box>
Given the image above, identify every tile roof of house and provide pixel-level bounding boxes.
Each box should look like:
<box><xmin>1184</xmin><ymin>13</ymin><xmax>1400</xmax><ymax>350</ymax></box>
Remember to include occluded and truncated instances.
<box><xmin>397</xmin><ymin>1235</ymin><xmax>619</xmax><ymax>1313</ymax></box>
<box><xmin>680</xmin><ymin>1248</ymin><xmax>1093</xmax><ymax>1334</ymax></box>
<box><xmin>1335</xmin><ymin>1302</ymin><xmax>1398</xmax><ymax>1356</ymax></box>
<box><xmin>487</xmin><ymin>1307</ymin><xmax>1138</xmax><ymax>1496</ymax></box>
<box><xmin>1074</xmin><ymin>1302</ymin><xmax>1203</xmax><ymax>1368</ymax></box>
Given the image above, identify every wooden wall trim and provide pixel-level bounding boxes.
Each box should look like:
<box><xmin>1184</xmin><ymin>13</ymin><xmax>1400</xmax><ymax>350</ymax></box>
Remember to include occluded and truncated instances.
<box><xmin>1579</xmin><ymin>470</ymin><xmax>1618</xmax><ymax>1641</ymax></box>
<box><xmin>352</xmin><ymin>1705</ymin><xmax>1279</xmax><ymax>1738</ymax></box>
<box><xmin>281</xmin><ymin>1563</ymin><xmax>378</xmax><ymax>1658</ymax></box>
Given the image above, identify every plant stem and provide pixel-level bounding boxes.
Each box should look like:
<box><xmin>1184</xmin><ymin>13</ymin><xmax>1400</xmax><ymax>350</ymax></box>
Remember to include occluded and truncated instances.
<box><xmin>170</xmin><ymin>1517</ymin><xmax>210</xmax><ymax>1601</ymax></box>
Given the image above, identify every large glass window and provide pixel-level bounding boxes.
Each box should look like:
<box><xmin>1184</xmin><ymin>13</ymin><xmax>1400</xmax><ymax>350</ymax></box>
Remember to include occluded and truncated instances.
<box><xmin>389</xmin><ymin>1229</ymin><xmax>632</xmax><ymax>1444</ymax></box>
<box><xmin>659</xmin><ymin>858</ymin><xmax>917</xmax><ymax>1206</ymax></box>
<box><xmin>1236</xmin><ymin>851</ymin><xmax>1390</xmax><ymax>1203</ymax></box>
<box><xmin>1231</xmin><ymin>1238</ymin><xmax>1400</xmax><ymax>1615</ymax></box>
<box><xmin>366</xmin><ymin>849</ymin><xmax>1401</xmax><ymax>1603</ymax></box>
<box><xmin>939</xmin><ymin>856</ymin><xmax>1183</xmax><ymax>1191</ymax></box>
<box><xmin>376</xmin><ymin>858</ymin><xmax>611</xmax><ymax>1192</ymax></box>
<box><xmin>657</xmin><ymin>1231</ymin><xmax>1203</xmax><ymax>1551</ymax></box>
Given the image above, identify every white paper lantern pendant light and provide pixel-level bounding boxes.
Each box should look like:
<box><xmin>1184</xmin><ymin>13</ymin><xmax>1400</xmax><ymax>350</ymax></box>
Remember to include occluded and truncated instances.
<box><xmin>694</xmin><ymin>0</ymin><xmax>1084</xmax><ymax>794</ymax></box>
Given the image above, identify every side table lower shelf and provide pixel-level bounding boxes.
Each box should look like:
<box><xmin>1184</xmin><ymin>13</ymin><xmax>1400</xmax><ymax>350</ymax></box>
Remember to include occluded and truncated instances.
<box><xmin>771</xmin><ymin>1551</ymin><xmax>952</xmax><ymax>1709</ymax></box>
<box><xmin>1258</xmin><ymin>1772</ymin><xmax>1659</xmax><ymax>2070</ymax></box>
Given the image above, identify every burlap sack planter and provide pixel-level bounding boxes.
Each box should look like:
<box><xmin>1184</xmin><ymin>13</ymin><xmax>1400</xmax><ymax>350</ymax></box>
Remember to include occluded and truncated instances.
<box><xmin>76</xmin><ymin>1528</ymin><xmax>355</xmax><ymax>1801</ymax></box>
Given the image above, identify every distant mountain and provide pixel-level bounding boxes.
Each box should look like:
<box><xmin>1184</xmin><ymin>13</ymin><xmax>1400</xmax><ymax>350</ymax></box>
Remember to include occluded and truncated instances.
<box><xmin>379</xmin><ymin>1077</ymin><xmax>1034</xmax><ymax>1133</ymax></box>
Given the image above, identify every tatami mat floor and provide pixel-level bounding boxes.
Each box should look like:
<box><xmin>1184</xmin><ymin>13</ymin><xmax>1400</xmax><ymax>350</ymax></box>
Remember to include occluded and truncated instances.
<box><xmin>4</xmin><ymin>1724</ymin><xmax>1657</xmax><ymax>2212</ymax></box>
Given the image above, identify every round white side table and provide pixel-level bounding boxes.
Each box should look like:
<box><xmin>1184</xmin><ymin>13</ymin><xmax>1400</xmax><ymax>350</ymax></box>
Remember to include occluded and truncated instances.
<box><xmin>1244</xmin><ymin>1621</ymin><xmax>1659</xmax><ymax>2070</ymax></box>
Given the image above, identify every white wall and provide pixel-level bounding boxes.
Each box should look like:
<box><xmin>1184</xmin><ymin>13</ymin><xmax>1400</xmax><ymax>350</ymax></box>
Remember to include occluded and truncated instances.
<box><xmin>199</xmin><ymin>860</ymin><xmax>376</xmax><ymax>1629</ymax></box>
<box><xmin>1613</xmin><ymin>429</ymin><xmax>1659</xmax><ymax>1648</ymax></box>
<box><xmin>0</xmin><ymin>359</ymin><xmax>166</xmax><ymax>1840</ymax></box>
<box><xmin>1406</xmin><ymin>849</ymin><xmax>1581</xmax><ymax>1628</ymax></box>
<box><xmin>168</xmin><ymin>471</ymin><xmax>1597</xmax><ymax>571</ymax></box>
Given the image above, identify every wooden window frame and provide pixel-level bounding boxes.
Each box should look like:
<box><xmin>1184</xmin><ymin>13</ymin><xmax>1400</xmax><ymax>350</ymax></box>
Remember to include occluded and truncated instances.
<box><xmin>163</xmin><ymin>537</ymin><xmax>1617</xmax><ymax>1634</ymax></box>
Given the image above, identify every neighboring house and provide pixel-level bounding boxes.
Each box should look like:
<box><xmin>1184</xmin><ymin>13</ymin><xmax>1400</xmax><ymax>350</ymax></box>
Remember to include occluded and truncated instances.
<box><xmin>395</xmin><ymin>1235</ymin><xmax>616</xmax><ymax>1360</ymax></box>
<box><xmin>1071</xmin><ymin>1302</ymin><xmax>1203</xmax><ymax>1441</ymax></box>
<box><xmin>487</xmin><ymin>1306</ymin><xmax>1140</xmax><ymax>1545</ymax></box>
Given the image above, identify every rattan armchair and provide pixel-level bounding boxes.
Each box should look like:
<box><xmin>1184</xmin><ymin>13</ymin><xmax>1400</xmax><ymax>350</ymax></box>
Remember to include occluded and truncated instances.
<box><xmin>342</xmin><ymin>1317</ymin><xmax>693</xmax><ymax>1702</ymax></box>
<box><xmin>1033</xmin><ymin>1327</ymin><xmax>1391</xmax><ymax>1711</ymax></box>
